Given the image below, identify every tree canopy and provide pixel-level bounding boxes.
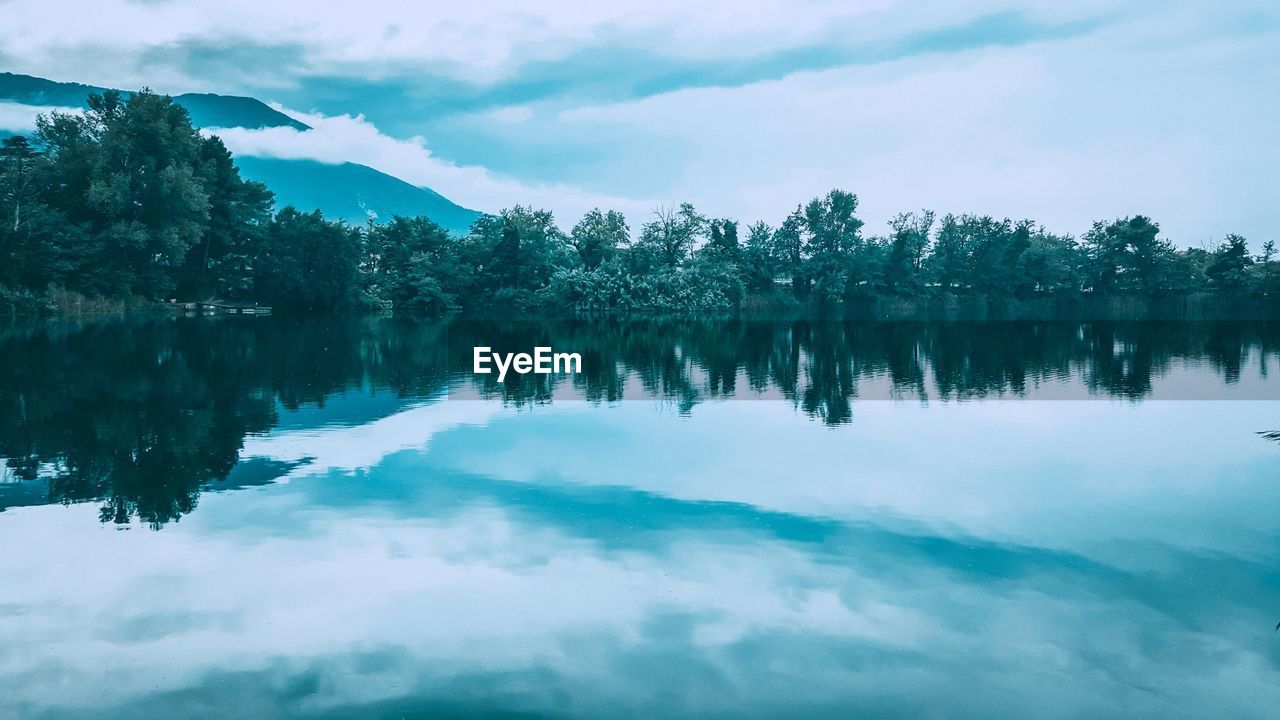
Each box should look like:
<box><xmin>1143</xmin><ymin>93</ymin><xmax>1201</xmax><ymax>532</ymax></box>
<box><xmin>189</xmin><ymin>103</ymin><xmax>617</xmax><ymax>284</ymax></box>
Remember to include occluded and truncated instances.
<box><xmin>1</xmin><ymin>87</ymin><xmax>1275</xmax><ymax>318</ymax></box>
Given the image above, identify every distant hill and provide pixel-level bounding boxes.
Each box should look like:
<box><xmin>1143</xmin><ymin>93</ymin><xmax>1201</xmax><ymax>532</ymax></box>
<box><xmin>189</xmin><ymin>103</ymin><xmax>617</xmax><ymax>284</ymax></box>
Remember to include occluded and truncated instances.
<box><xmin>172</xmin><ymin>93</ymin><xmax>309</xmax><ymax>131</ymax></box>
<box><xmin>235</xmin><ymin>157</ymin><xmax>482</xmax><ymax>235</ymax></box>
<box><xmin>0</xmin><ymin>72</ymin><xmax>109</xmax><ymax>107</ymax></box>
<box><xmin>0</xmin><ymin>72</ymin><xmax>307</xmax><ymax>130</ymax></box>
<box><xmin>0</xmin><ymin>72</ymin><xmax>482</xmax><ymax>232</ymax></box>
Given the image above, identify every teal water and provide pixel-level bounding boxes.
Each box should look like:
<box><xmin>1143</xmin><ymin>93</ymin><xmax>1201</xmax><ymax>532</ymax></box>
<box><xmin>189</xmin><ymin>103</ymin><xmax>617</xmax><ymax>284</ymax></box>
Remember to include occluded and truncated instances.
<box><xmin>1</xmin><ymin>319</ymin><xmax>1279</xmax><ymax>718</ymax></box>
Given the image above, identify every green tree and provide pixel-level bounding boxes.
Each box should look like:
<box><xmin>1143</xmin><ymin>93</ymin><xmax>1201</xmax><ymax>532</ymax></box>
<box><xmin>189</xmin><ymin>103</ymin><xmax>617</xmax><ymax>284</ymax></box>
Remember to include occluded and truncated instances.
<box><xmin>708</xmin><ymin>218</ymin><xmax>741</xmax><ymax>256</ymax></box>
<box><xmin>1256</xmin><ymin>240</ymin><xmax>1276</xmax><ymax>296</ymax></box>
<box><xmin>800</xmin><ymin>190</ymin><xmax>864</xmax><ymax>307</ymax></box>
<box><xmin>741</xmin><ymin>221</ymin><xmax>779</xmax><ymax>292</ymax></box>
<box><xmin>884</xmin><ymin>211</ymin><xmax>933</xmax><ymax>295</ymax></box>
<box><xmin>774</xmin><ymin>208</ymin><xmax>805</xmax><ymax>297</ymax></box>
<box><xmin>1159</xmin><ymin>249</ymin><xmax>1208</xmax><ymax>293</ymax></box>
<box><xmin>0</xmin><ymin>135</ymin><xmax>39</xmax><ymax>234</ymax></box>
<box><xmin>1082</xmin><ymin>216</ymin><xmax>1177</xmax><ymax>293</ymax></box>
<box><xmin>927</xmin><ymin>214</ymin><xmax>968</xmax><ymax>292</ymax></box>
<box><xmin>0</xmin><ymin>135</ymin><xmax>77</xmax><ymax>292</ymax></box>
<box><xmin>962</xmin><ymin>216</ymin><xmax>1023</xmax><ymax>295</ymax></box>
<box><xmin>802</xmin><ymin>190</ymin><xmax>862</xmax><ymax>256</ymax></box>
<box><xmin>365</xmin><ymin>215</ymin><xmax>464</xmax><ymax>315</ymax></box>
<box><xmin>569</xmin><ymin>209</ymin><xmax>629</xmax><ymax>270</ymax></box>
<box><xmin>1206</xmin><ymin>234</ymin><xmax>1253</xmax><ymax>293</ymax></box>
<box><xmin>1020</xmin><ymin>229</ymin><xmax>1083</xmax><ymax>294</ymax></box>
<box><xmin>179</xmin><ymin>135</ymin><xmax>274</xmax><ymax>299</ymax></box>
<box><xmin>36</xmin><ymin>89</ymin><xmax>212</xmax><ymax>298</ymax></box>
<box><xmin>255</xmin><ymin>208</ymin><xmax>362</xmax><ymax>311</ymax></box>
<box><xmin>460</xmin><ymin>206</ymin><xmax>571</xmax><ymax>310</ymax></box>
<box><xmin>636</xmin><ymin>203</ymin><xmax>707</xmax><ymax>268</ymax></box>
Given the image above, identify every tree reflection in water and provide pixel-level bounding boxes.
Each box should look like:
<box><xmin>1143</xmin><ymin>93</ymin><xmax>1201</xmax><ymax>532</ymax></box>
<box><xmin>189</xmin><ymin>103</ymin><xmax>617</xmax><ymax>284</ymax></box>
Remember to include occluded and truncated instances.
<box><xmin>1</xmin><ymin>317</ymin><xmax>1276</xmax><ymax>527</ymax></box>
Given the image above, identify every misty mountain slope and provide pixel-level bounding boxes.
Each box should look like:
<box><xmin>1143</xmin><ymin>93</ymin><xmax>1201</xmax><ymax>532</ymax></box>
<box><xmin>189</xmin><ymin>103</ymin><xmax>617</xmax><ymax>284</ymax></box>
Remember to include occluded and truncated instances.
<box><xmin>0</xmin><ymin>72</ymin><xmax>482</xmax><ymax>231</ymax></box>
<box><xmin>172</xmin><ymin>93</ymin><xmax>309</xmax><ymax>131</ymax></box>
<box><xmin>235</xmin><ymin>156</ymin><xmax>481</xmax><ymax>235</ymax></box>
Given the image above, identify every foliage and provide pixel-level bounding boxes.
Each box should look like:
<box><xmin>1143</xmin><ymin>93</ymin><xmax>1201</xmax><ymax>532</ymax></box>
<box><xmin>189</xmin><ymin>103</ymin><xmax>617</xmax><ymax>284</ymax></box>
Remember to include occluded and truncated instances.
<box><xmin>569</xmin><ymin>208</ymin><xmax>629</xmax><ymax>270</ymax></box>
<box><xmin>365</xmin><ymin>215</ymin><xmax>465</xmax><ymax>315</ymax></box>
<box><xmin>884</xmin><ymin>211</ymin><xmax>933</xmax><ymax>295</ymax></box>
<box><xmin>1</xmin><ymin>86</ymin><xmax>1274</xmax><ymax>318</ymax></box>
<box><xmin>36</xmin><ymin>90</ymin><xmax>213</xmax><ymax>298</ymax></box>
<box><xmin>1206</xmin><ymin>234</ymin><xmax>1253</xmax><ymax>293</ymax></box>
<box><xmin>254</xmin><ymin>208</ymin><xmax>362</xmax><ymax>311</ymax></box>
<box><xmin>1081</xmin><ymin>216</ymin><xmax>1180</xmax><ymax>293</ymax></box>
<box><xmin>635</xmin><ymin>203</ymin><xmax>707</xmax><ymax>268</ymax></box>
<box><xmin>180</xmin><ymin>135</ymin><xmax>273</xmax><ymax>299</ymax></box>
<box><xmin>460</xmin><ymin>206</ymin><xmax>572</xmax><ymax>312</ymax></box>
<box><xmin>799</xmin><ymin>190</ymin><xmax>864</xmax><ymax>307</ymax></box>
<box><xmin>740</xmin><ymin>221</ymin><xmax>779</xmax><ymax>292</ymax></box>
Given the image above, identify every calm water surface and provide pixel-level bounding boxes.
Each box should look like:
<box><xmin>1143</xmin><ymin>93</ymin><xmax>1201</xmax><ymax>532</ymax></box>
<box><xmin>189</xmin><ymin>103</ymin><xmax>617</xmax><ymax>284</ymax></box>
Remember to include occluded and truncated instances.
<box><xmin>2</xmin><ymin>318</ymin><xmax>1279</xmax><ymax>718</ymax></box>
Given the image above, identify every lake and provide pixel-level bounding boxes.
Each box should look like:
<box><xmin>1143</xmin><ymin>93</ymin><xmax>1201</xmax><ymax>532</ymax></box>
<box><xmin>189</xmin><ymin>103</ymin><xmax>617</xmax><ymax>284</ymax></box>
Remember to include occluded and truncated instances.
<box><xmin>2</xmin><ymin>317</ymin><xmax>1279</xmax><ymax>718</ymax></box>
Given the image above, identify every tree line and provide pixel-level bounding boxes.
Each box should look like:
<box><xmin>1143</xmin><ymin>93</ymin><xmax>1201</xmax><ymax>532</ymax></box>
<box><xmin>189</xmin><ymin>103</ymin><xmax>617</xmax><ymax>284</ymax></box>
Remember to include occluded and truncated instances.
<box><xmin>1</xmin><ymin>89</ymin><xmax>1274</xmax><ymax>316</ymax></box>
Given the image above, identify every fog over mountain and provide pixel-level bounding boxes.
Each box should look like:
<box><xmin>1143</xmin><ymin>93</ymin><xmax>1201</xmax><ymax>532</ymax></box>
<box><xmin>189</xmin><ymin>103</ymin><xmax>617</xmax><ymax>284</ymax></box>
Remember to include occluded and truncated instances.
<box><xmin>0</xmin><ymin>72</ymin><xmax>481</xmax><ymax>233</ymax></box>
<box><xmin>2</xmin><ymin>2</ymin><xmax>1275</xmax><ymax>245</ymax></box>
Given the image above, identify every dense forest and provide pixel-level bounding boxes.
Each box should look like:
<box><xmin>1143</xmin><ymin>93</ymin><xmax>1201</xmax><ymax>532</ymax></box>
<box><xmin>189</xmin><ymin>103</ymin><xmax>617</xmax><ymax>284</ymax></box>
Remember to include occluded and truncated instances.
<box><xmin>0</xmin><ymin>89</ymin><xmax>1275</xmax><ymax>317</ymax></box>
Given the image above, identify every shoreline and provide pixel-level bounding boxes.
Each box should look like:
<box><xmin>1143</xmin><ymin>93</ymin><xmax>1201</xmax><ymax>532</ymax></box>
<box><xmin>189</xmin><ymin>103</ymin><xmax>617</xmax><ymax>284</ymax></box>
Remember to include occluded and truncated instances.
<box><xmin>5</xmin><ymin>285</ymin><xmax>1280</xmax><ymax>324</ymax></box>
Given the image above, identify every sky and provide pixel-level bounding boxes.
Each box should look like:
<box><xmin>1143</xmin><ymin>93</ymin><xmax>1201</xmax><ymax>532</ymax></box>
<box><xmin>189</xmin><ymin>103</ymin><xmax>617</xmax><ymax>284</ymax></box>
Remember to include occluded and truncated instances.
<box><xmin>1</xmin><ymin>0</ymin><xmax>1277</xmax><ymax>244</ymax></box>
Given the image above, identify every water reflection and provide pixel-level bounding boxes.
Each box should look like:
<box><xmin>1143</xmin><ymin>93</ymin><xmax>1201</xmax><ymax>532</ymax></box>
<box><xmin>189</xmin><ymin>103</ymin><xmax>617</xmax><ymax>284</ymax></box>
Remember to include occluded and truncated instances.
<box><xmin>2</xmin><ymin>318</ymin><xmax>1279</xmax><ymax>528</ymax></box>
<box><xmin>453</xmin><ymin>320</ymin><xmax>1280</xmax><ymax>411</ymax></box>
<box><xmin>1</xmin><ymin>318</ymin><xmax>1280</xmax><ymax>718</ymax></box>
<box><xmin>1</xmin><ymin>400</ymin><xmax>1279</xmax><ymax>718</ymax></box>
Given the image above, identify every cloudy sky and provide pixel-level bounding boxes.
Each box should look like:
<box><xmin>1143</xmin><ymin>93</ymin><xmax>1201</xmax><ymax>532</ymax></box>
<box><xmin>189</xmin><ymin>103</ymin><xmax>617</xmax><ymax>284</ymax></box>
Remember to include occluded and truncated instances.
<box><xmin>2</xmin><ymin>0</ymin><xmax>1277</xmax><ymax>243</ymax></box>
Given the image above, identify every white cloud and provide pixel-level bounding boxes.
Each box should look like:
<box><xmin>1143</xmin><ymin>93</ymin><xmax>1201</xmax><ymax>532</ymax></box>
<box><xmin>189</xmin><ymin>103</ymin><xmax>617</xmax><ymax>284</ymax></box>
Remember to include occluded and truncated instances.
<box><xmin>241</xmin><ymin>399</ymin><xmax>513</xmax><ymax>479</ymax></box>
<box><xmin>0</xmin><ymin>1</ymin><xmax>1115</xmax><ymax>90</ymax></box>
<box><xmin>2</xmin><ymin>399</ymin><xmax>1278</xmax><ymax>716</ymax></box>
<box><xmin>0</xmin><ymin>102</ymin><xmax>81</xmax><ymax>133</ymax></box>
<box><xmin>2</xmin><ymin>1</ymin><xmax>1277</xmax><ymax>241</ymax></box>
<box><xmin>482</xmin><ymin>105</ymin><xmax>536</xmax><ymax>124</ymax></box>
<box><xmin>209</xmin><ymin>106</ymin><xmax>655</xmax><ymax>221</ymax></box>
<box><xmin>548</xmin><ymin>17</ymin><xmax>1280</xmax><ymax>242</ymax></box>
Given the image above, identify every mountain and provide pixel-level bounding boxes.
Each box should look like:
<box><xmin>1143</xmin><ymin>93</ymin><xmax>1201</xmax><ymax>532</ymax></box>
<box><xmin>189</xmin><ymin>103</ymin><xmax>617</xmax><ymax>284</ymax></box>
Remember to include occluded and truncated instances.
<box><xmin>0</xmin><ymin>72</ymin><xmax>481</xmax><ymax>232</ymax></box>
<box><xmin>171</xmin><ymin>93</ymin><xmax>310</xmax><ymax>131</ymax></box>
<box><xmin>235</xmin><ymin>157</ymin><xmax>481</xmax><ymax>234</ymax></box>
<box><xmin>0</xmin><ymin>72</ymin><xmax>109</xmax><ymax>107</ymax></box>
<box><xmin>0</xmin><ymin>72</ymin><xmax>307</xmax><ymax>130</ymax></box>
